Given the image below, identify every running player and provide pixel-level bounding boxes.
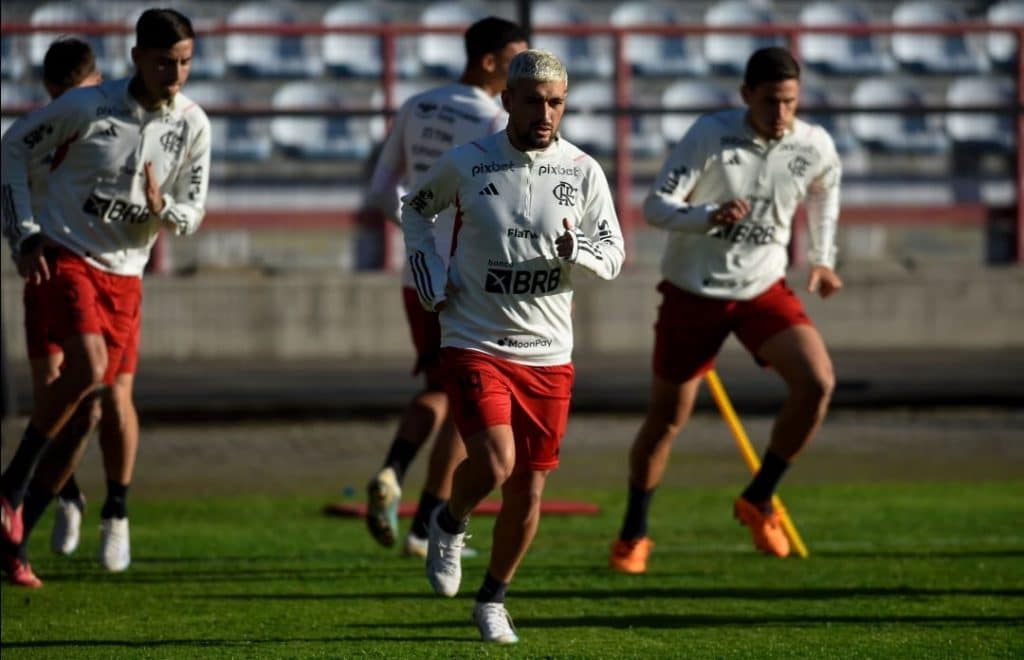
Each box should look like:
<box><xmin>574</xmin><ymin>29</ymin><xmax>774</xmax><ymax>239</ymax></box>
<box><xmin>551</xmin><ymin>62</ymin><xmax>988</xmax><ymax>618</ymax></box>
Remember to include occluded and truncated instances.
<box><xmin>608</xmin><ymin>47</ymin><xmax>843</xmax><ymax>573</ymax></box>
<box><xmin>1</xmin><ymin>8</ymin><xmax>211</xmax><ymax>587</ymax></box>
<box><xmin>404</xmin><ymin>49</ymin><xmax>624</xmax><ymax>643</ymax></box>
<box><xmin>360</xmin><ymin>17</ymin><xmax>528</xmax><ymax>558</ymax></box>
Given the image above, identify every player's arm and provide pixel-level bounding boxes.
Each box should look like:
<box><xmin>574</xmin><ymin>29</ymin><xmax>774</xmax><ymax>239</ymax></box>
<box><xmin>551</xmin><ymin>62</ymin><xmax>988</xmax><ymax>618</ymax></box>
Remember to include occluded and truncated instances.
<box><xmin>1</xmin><ymin>92</ymin><xmax>88</xmax><ymax>261</ymax></box>
<box><xmin>362</xmin><ymin>103</ymin><xmax>409</xmax><ymax>224</ymax></box>
<box><xmin>643</xmin><ymin>117</ymin><xmax>719</xmax><ymax>232</ymax></box>
<box><xmin>400</xmin><ymin>152</ymin><xmax>457</xmax><ymax>311</ymax></box>
<box><xmin>154</xmin><ymin>111</ymin><xmax>211</xmax><ymax>236</ymax></box>
<box><xmin>804</xmin><ymin>132</ymin><xmax>843</xmax><ymax>298</ymax></box>
<box><xmin>557</xmin><ymin>164</ymin><xmax>625</xmax><ymax>280</ymax></box>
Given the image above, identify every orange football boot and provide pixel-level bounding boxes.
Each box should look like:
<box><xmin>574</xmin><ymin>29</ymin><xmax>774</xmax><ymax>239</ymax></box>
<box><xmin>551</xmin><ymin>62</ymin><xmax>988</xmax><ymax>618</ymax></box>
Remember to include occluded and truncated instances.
<box><xmin>5</xmin><ymin>556</ymin><xmax>43</xmax><ymax>589</ymax></box>
<box><xmin>609</xmin><ymin>537</ymin><xmax>654</xmax><ymax>574</ymax></box>
<box><xmin>734</xmin><ymin>497</ymin><xmax>790</xmax><ymax>558</ymax></box>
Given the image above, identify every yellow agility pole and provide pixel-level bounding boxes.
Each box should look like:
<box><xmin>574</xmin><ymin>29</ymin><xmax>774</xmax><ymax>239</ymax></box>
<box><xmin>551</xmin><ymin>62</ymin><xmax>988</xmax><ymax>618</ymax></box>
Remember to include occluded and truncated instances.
<box><xmin>704</xmin><ymin>369</ymin><xmax>810</xmax><ymax>558</ymax></box>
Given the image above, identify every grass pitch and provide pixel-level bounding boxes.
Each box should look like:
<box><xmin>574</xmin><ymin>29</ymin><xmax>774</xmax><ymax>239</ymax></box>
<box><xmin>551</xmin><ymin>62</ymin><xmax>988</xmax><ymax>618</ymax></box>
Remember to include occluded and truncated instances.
<box><xmin>2</xmin><ymin>481</ymin><xmax>1021</xmax><ymax>658</ymax></box>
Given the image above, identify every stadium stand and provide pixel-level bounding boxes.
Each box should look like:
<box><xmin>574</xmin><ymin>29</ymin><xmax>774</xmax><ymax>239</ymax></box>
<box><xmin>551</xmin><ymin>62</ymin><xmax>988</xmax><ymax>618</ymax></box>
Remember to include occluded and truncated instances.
<box><xmin>986</xmin><ymin>0</ymin><xmax>1024</xmax><ymax>71</ymax></box>
<box><xmin>28</xmin><ymin>3</ymin><xmax>126</xmax><ymax>79</ymax></box>
<box><xmin>322</xmin><ymin>2</ymin><xmax>420</xmax><ymax>79</ymax></box>
<box><xmin>850</xmin><ymin>77</ymin><xmax>949</xmax><ymax>153</ymax></box>
<box><xmin>659</xmin><ymin>79</ymin><xmax>735</xmax><ymax>145</ymax></box>
<box><xmin>417</xmin><ymin>2</ymin><xmax>486</xmax><ymax>79</ymax></box>
<box><xmin>891</xmin><ymin>1</ymin><xmax>990</xmax><ymax>74</ymax></box>
<box><xmin>945</xmin><ymin>76</ymin><xmax>1016</xmax><ymax>152</ymax></box>
<box><xmin>226</xmin><ymin>2</ymin><xmax>323</xmax><ymax>78</ymax></box>
<box><xmin>270</xmin><ymin>81</ymin><xmax>373</xmax><ymax>160</ymax></box>
<box><xmin>367</xmin><ymin>80</ymin><xmax>432</xmax><ymax>142</ymax></box>
<box><xmin>185</xmin><ymin>81</ymin><xmax>272</xmax><ymax>162</ymax></box>
<box><xmin>609</xmin><ymin>1</ymin><xmax>708</xmax><ymax>77</ymax></box>
<box><xmin>559</xmin><ymin>80</ymin><xmax>664</xmax><ymax>156</ymax></box>
<box><xmin>531</xmin><ymin>2</ymin><xmax>613</xmax><ymax>79</ymax></box>
<box><xmin>2</xmin><ymin>35</ymin><xmax>27</xmax><ymax>80</ymax></box>
<box><xmin>798</xmin><ymin>2</ymin><xmax>894</xmax><ymax>76</ymax></box>
<box><xmin>703</xmin><ymin>0</ymin><xmax>782</xmax><ymax>75</ymax></box>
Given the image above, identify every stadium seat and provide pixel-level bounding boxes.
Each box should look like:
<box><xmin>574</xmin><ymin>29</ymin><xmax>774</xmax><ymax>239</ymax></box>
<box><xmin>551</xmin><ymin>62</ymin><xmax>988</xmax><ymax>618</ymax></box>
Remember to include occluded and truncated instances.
<box><xmin>849</xmin><ymin>78</ymin><xmax>948</xmax><ymax>153</ymax></box>
<box><xmin>226</xmin><ymin>3</ymin><xmax>323</xmax><ymax>78</ymax></box>
<box><xmin>270</xmin><ymin>82</ymin><xmax>373</xmax><ymax>160</ymax></box>
<box><xmin>368</xmin><ymin>81</ymin><xmax>433</xmax><ymax>142</ymax></box>
<box><xmin>798</xmin><ymin>2</ymin><xmax>893</xmax><ymax>76</ymax></box>
<box><xmin>418</xmin><ymin>3</ymin><xmax>487</xmax><ymax>79</ymax></box>
<box><xmin>28</xmin><ymin>4</ymin><xmax>121</xmax><ymax>78</ymax></box>
<box><xmin>945</xmin><ymin>77</ymin><xmax>1016</xmax><ymax>152</ymax></box>
<box><xmin>609</xmin><ymin>1</ymin><xmax>707</xmax><ymax>77</ymax></box>
<box><xmin>2</xmin><ymin>36</ymin><xmax>27</xmax><ymax>80</ymax></box>
<box><xmin>986</xmin><ymin>0</ymin><xmax>1024</xmax><ymax>72</ymax></box>
<box><xmin>659</xmin><ymin>80</ymin><xmax>734</xmax><ymax>144</ymax></box>
<box><xmin>184</xmin><ymin>82</ymin><xmax>271</xmax><ymax>162</ymax></box>
<box><xmin>891</xmin><ymin>1</ymin><xmax>988</xmax><ymax>74</ymax></box>
<box><xmin>322</xmin><ymin>2</ymin><xmax>420</xmax><ymax>79</ymax></box>
<box><xmin>531</xmin><ymin>2</ymin><xmax>613</xmax><ymax>79</ymax></box>
<box><xmin>799</xmin><ymin>84</ymin><xmax>861</xmax><ymax>155</ymax></box>
<box><xmin>560</xmin><ymin>81</ymin><xmax>663</xmax><ymax>156</ymax></box>
<box><xmin>0</xmin><ymin>81</ymin><xmax>47</xmax><ymax>114</ymax></box>
<box><xmin>703</xmin><ymin>0</ymin><xmax>781</xmax><ymax>75</ymax></box>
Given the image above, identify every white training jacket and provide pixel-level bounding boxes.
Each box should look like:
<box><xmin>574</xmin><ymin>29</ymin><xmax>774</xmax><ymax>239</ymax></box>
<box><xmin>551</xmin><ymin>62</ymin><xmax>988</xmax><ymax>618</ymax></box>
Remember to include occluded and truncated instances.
<box><xmin>365</xmin><ymin>83</ymin><xmax>508</xmax><ymax>288</ymax></box>
<box><xmin>2</xmin><ymin>77</ymin><xmax>211</xmax><ymax>276</ymax></box>
<box><xmin>402</xmin><ymin>130</ymin><xmax>625</xmax><ymax>366</ymax></box>
<box><xmin>646</xmin><ymin>108</ymin><xmax>841</xmax><ymax>300</ymax></box>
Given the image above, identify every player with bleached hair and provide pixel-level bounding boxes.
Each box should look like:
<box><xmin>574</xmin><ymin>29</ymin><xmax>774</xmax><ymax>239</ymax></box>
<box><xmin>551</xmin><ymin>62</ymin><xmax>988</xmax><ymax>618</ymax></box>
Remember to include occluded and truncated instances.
<box><xmin>608</xmin><ymin>47</ymin><xmax>843</xmax><ymax>573</ymax></box>
<box><xmin>404</xmin><ymin>49</ymin><xmax>625</xmax><ymax>643</ymax></box>
<box><xmin>360</xmin><ymin>17</ymin><xmax>528</xmax><ymax>560</ymax></box>
<box><xmin>1</xmin><ymin>8</ymin><xmax>211</xmax><ymax>587</ymax></box>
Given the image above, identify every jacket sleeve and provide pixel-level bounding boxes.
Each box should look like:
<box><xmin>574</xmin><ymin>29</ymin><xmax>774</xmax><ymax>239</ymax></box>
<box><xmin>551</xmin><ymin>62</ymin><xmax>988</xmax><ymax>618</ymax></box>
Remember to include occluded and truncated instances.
<box><xmin>160</xmin><ymin>110</ymin><xmax>211</xmax><ymax>237</ymax></box>
<box><xmin>805</xmin><ymin>129</ymin><xmax>841</xmax><ymax>268</ymax></box>
<box><xmin>568</xmin><ymin>161</ymin><xmax>625</xmax><ymax>280</ymax></box>
<box><xmin>400</xmin><ymin>152</ymin><xmax>459</xmax><ymax>311</ymax></box>
<box><xmin>364</xmin><ymin>103</ymin><xmax>409</xmax><ymax>223</ymax></box>
<box><xmin>643</xmin><ymin>115</ymin><xmax>719</xmax><ymax>233</ymax></box>
<box><xmin>1</xmin><ymin>93</ymin><xmax>90</xmax><ymax>257</ymax></box>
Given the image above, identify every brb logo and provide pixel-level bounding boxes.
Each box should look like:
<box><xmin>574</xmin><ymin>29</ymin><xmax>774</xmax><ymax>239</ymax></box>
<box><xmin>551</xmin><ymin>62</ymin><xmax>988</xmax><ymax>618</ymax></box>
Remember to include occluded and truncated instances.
<box><xmin>485</xmin><ymin>266</ymin><xmax>562</xmax><ymax>295</ymax></box>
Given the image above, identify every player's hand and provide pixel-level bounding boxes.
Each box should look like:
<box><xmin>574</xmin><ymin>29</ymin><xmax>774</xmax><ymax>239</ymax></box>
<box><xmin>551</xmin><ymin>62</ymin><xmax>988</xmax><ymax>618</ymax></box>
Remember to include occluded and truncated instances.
<box><xmin>709</xmin><ymin>199</ymin><xmax>750</xmax><ymax>225</ymax></box>
<box><xmin>144</xmin><ymin>162</ymin><xmax>165</xmax><ymax>216</ymax></box>
<box><xmin>556</xmin><ymin>218</ymin><xmax>576</xmax><ymax>261</ymax></box>
<box><xmin>15</xmin><ymin>234</ymin><xmax>50</xmax><ymax>285</ymax></box>
<box><xmin>808</xmin><ymin>265</ymin><xmax>843</xmax><ymax>299</ymax></box>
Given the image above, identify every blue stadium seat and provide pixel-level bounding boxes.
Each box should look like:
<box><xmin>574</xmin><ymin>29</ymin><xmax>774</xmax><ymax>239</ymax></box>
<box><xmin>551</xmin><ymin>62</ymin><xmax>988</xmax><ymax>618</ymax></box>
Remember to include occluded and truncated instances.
<box><xmin>226</xmin><ymin>3</ymin><xmax>323</xmax><ymax>78</ymax></box>
<box><xmin>703</xmin><ymin>0</ymin><xmax>782</xmax><ymax>75</ymax></box>
<box><xmin>799</xmin><ymin>85</ymin><xmax>861</xmax><ymax>154</ymax></box>
<box><xmin>0</xmin><ymin>81</ymin><xmax>47</xmax><ymax>113</ymax></box>
<box><xmin>849</xmin><ymin>78</ymin><xmax>948</xmax><ymax>153</ymax></box>
<box><xmin>28</xmin><ymin>3</ymin><xmax>121</xmax><ymax>78</ymax></box>
<box><xmin>659</xmin><ymin>80</ymin><xmax>734</xmax><ymax>144</ymax></box>
<box><xmin>798</xmin><ymin>2</ymin><xmax>893</xmax><ymax>76</ymax></box>
<box><xmin>2</xmin><ymin>36</ymin><xmax>27</xmax><ymax>80</ymax></box>
<box><xmin>559</xmin><ymin>81</ymin><xmax>663</xmax><ymax>156</ymax></box>
<box><xmin>185</xmin><ymin>82</ymin><xmax>271</xmax><ymax>162</ymax></box>
<box><xmin>986</xmin><ymin>0</ymin><xmax>1024</xmax><ymax>72</ymax></box>
<box><xmin>270</xmin><ymin>82</ymin><xmax>372</xmax><ymax>160</ymax></box>
<box><xmin>322</xmin><ymin>3</ymin><xmax>420</xmax><ymax>79</ymax></box>
<box><xmin>945</xmin><ymin>77</ymin><xmax>1016</xmax><ymax>152</ymax></box>
<box><xmin>891</xmin><ymin>1</ymin><xmax>988</xmax><ymax>74</ymax></box>
<box><xmin>417</xmin><ymin>3</ymin><xmax>487</xmax><ymax>79</ymax></box>
<box><xmin>609</xmin><ymin>1</ymin><xmax>707</xmax><ymax>77</ymax></box>
<box><xmin>532</xmin><ymin>3</ymin><xmax>612</xmax><ymax>79</ymax></box>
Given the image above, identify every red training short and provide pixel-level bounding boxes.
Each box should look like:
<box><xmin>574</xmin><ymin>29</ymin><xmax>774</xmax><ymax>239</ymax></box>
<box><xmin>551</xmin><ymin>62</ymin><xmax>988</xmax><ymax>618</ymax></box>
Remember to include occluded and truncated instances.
<box><xmin>442</xmin><ymin>347</ymin><xmax>574</xmax><ymax>471</ymax></box>
<box><xmin>653</xmin><ymin>279</ymin><xmax>812</xmax><ymax>383</ymax></box>
<box><xmin>23</xmin><ymin>247</ymin><xmax>142</xmax><ymax>384</ymax></box>
<box><xmin>402</xmin><ymin>286</ymin><xmax>444</xmax><ymax>390</ymax></box>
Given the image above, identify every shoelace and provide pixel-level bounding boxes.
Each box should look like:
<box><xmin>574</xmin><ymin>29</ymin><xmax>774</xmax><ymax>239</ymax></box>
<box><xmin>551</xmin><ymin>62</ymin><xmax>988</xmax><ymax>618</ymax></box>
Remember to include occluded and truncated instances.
<box><xmin>479</xmin><ymin>604</ymin><xmax>515</xmax><ymax>634</ymax></box>
<box><xmin>437</xmin><ymin>534</ymin><xmax>470</xmax><ymax>569</ymax></box>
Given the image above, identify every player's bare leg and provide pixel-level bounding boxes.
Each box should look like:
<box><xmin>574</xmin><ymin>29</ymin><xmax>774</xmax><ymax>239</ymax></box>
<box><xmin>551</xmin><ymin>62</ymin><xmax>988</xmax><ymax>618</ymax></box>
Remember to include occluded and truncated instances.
<box><xmin>96</xmin><ymin>373</ymin><xmax>137</xmax><ymax>571</ymax></box>
<box><xmin>487</xmin><ymin>466</ymin><xmax>547</xmax><ymax>583</ymax></box>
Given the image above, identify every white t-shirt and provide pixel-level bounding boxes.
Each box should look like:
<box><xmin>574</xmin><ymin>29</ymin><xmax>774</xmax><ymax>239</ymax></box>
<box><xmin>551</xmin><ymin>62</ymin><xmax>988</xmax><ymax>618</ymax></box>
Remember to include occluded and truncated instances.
<box><xmin>2</xmin><ymin>77</ymin><xmax>211</xmax><ymax>276</ymax></box>
<box><xmin>645</xmin><ymin>108</ymin><xmax>841</xmax><ymax>300</ymax></box>
<box><xmin>402</xmin><ymin>130</ymin><xmax>625</xmax><ymax>366</ymax></box>
<box><xmin>365</xmin><ymin>83</ymin><xmax>508</xmax><ymax>287</ymax></box>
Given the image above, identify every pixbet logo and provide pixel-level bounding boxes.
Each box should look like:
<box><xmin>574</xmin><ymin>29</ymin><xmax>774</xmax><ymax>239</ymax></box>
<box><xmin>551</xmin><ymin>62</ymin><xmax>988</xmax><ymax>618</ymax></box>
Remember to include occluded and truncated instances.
<box><xmin>538</xmin><ymin>164</ymin><xmax>581</xmax><ymax>177</ymax></box>
<box><xmin>471</xmin><ymin>160</ymin><xmax>516</xmax><ymax>177</ymax></box>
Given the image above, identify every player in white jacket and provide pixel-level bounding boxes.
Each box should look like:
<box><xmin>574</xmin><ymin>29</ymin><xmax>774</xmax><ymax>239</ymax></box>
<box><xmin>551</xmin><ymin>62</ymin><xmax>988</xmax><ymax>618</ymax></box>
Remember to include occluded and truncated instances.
<box><xmin>0</xmin><ymin>9</ymin><xmax>210</xmax><ymax>587</ymax></box>
<box><xmin>406</xmin><ymin>50</ymin><xmax>624</xmax><ymax>644</ymax></box>
<box><xmin>609</xmin><ymin>47</ymin><xmax>842</xmax><ymax>573</ymax></box>
<box><xmin>359</xmin><ymin>17</ymin><xmax>528</xmax><ymax>559</ymax></box>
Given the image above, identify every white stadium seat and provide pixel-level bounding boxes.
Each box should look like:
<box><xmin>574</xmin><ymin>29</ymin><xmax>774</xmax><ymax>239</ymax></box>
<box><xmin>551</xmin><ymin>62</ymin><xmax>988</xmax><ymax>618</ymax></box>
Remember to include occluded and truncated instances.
<box><xmin>945</xmin><ymin>77</ymin><xmax>1016</xmax><ymax>152</ymax></box>
<box><xmin>704</xmin><ymin>0</ymin><xmax>782</xmax><ymax>75</ymax></box>
<box><xmin>609</xmin><ymin>1</ymin><xmax>707</xmax><ymax>77</ymax></box>
<box><xmin>798</xmin><ymin>2</ymin><xmax>893</xmax><ymax>76</ymax></box>
<box><xmin>559</xmin><ymin>81</ymin><xmax>663</xmax><ymax>156</ymax></box>
<box><xmin>417</xmin><ymin>2</ymin><xmax>487</xmax><ymax>79</ymax></box>
<box><xmin>322</xmin><ymin>2</ymin><xmax>420</xmax><ymax>79</ymax></box>
<box><xmin>891</xmin><ymin>1</ymin><xmax>988</xmax><ymax>74</ymax></box>
<box><xmin>850</xmin><ymin>78</ymin><xmax>948</xmax><ymax>153</ymax></box>
<box><xmin>986</xmin><ymin>0</ymin><xmax>1024</xmax><ymax>72</ymax></box>
<box><xmin>531</xmin><ymin>3</ymin><xmax>613</xmax><ymax>79</ymax></box>
<box><xmin>28</xmin><ymin>4</ymin><xmax>121</xmax><ymax>78</ymax></box>
<box><xmin>270</xmin><ymin>82</ymin><xmax>373</xmax><ymax>160</ymax></box>
<box><xmin>185</xmin><ymin>82</ymin><xmax>271</xmax><ymax>162</ymax></box>
<box><xmin>226</xmin><ymin>3</ymin><xmax>323</xmax><ymax>78</ymax></box>
<box><xmin>2</xmin><ymin>36</ymin><xmax>27</xmax><ymax>80</ymax></box>
<box><xmin>659</xmin><ymin>80</ymin><xmax>734</xmax><ymax>144</ymax></box>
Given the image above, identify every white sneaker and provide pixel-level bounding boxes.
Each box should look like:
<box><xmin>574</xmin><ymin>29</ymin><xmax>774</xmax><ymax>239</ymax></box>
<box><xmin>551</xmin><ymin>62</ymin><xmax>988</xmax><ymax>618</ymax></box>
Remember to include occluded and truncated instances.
<box><xmin>366</xmin><ymin>467</ymin><xmax>401</xmax><ymax>548</ymax></box>
<box><xmin>51</xmin><ymin>495</ymin><xmax>85</xmax><ymax>556</ymax></box>
<box><xmin>98</xmin><ymin>517</ymin><xmax>131</xmax><ymax>572</ymax></box>
<box><xmin>425</xmin><ymin>505</ymin><xmax>466</xmax><ymax>597</ymax></box>
<box><xmin>472</xmin><ymin>602</ymin><xmax>519</xmax><ymax>644</ymax></box>
<box><xmin>404</xmin><ymin>531</ymin><xmax>479</xmax><ymax>559</ymax></box>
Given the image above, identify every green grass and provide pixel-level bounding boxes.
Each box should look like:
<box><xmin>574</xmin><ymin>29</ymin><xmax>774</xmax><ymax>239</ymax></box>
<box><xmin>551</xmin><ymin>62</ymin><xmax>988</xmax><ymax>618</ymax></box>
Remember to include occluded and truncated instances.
<box><xmin>3</xmin><ymin>482</ymin><xmax>1022</xmax><ymax>658</ymax></box>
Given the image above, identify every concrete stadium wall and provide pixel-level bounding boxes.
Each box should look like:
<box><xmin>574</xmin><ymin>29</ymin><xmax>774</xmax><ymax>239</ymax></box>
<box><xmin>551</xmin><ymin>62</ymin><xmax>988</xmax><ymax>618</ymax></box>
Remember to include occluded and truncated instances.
<box><xmin>2</xmin><ymin>264</ymin><xmax>1022</xmax><ymax>362</ymax></box>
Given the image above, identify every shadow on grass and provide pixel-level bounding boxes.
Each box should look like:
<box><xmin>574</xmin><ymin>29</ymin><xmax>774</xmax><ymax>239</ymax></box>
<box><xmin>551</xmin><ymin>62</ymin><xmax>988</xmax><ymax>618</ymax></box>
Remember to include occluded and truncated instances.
<box><xmin>2</xmin><ymin>634</ymin><xmax>473</xmax><ymax>649</ymax></box>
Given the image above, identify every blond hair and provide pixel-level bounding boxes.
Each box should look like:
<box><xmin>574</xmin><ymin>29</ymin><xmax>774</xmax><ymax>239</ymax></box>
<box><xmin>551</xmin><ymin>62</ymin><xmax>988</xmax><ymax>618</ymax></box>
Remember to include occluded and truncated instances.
<box><xmin>507</xmin><ymin>49</ymin><xmax>568</xmax><ymax>88</ymax></box>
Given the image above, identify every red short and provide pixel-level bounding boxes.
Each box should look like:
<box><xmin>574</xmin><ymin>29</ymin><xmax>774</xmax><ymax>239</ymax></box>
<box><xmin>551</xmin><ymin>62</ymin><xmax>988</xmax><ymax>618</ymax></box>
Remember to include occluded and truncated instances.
<box><xmin>653</xmin><ymin>279</ymin><xmax>813</xmax><ymax>383</ymax></box>
<box><xmin>23</xmin><ymin>248</ymin><xmax>142</xmax><ymax>384</ymax></box>
<box><xmin>402</xmin><ymin>286</ymin><xmax>443</xmax><ymax>390</ymax></box>
<box><xmin>442</xmin><ymin>347</ymin><xmax>574</xmax><ymax>471</ymax></box>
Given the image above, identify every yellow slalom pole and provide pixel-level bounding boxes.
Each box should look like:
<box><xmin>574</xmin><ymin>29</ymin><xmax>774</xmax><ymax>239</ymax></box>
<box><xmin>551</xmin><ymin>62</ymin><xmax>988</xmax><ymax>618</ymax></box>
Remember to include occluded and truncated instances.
<box><xmin>704</xmin><ymin>369</ymin><xmax>810</xmax><ymax>558</ymax></box>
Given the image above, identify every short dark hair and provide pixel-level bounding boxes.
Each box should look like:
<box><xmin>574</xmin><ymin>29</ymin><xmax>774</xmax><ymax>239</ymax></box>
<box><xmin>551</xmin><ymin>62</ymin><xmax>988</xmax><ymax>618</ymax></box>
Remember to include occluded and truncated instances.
<box><xmin>136</xmin><ymin>8</ymin><xmax>195</xmax><ymax>49</ymax></box>
<box><xmin>464</xmin><ymin>17</ymin><xmax>528</xmax><ymax>63</ymax></box>
<box><xmin>743</xmin><ymin>47</ymin><xmax>800</xmax><ymax>89</ymax></box>
<box><xmin>43</xmin><ymin>37</ymin><xmax>96</xmax><ymax>90</ymax></box>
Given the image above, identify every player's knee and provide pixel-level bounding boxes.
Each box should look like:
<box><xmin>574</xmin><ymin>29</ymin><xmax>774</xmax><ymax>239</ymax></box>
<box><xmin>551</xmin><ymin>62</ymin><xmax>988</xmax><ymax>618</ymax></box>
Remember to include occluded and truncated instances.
<box><xmin>793</xmin><ymin>369</ymin><xmax>834</xmax><ymax>411</ymax></box>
